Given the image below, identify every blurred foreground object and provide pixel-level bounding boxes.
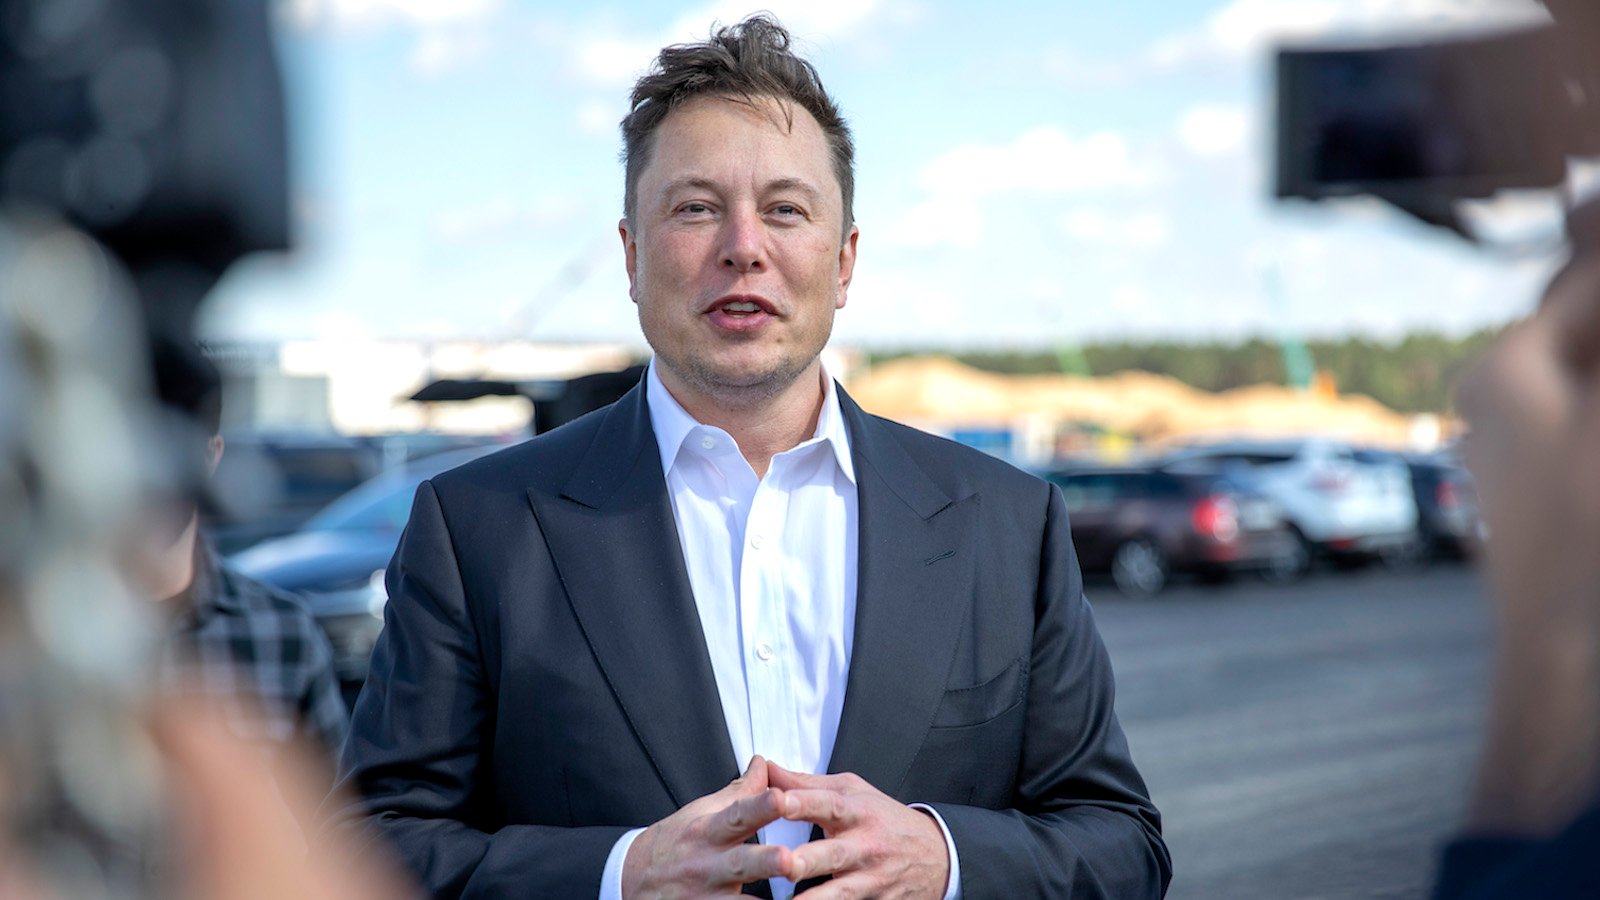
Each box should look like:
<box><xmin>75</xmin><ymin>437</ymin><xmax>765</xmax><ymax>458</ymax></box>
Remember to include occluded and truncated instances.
<box><xmin>0</xmin><ymin>0</ymin><xmax>365</xmax><ymax>896</ymax></box>
<box><xmin>1275</xmin><ymin>4</ymin><xmax>1600</xmax><ymax>894</ymax></box>
<box><xmin>1431</xmin><ymin>200</ymin><xmax>1600</xmax><ymax>898</ymax></box>
<box><xmin>1275</xmin><ymin>0</ymin><xmax>1600</xmax><ymax>241</ymax></box>
<box><xmin>151</xmin><ymin>695</ymin><xmax>414</xmax><ymax>900</ymax></box>
<box><xmin>0</xmin><ymin>208</ymin><xmax>168</xmax><ymax>897</ymax></box>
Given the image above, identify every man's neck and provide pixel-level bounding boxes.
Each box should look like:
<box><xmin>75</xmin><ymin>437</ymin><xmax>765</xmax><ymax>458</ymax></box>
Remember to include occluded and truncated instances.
<box><xmin>149</xmin><ymin>515</ymin><xmax>201</xmax><ymax>611</ymax></box>
<box><xmin>659</xmin><ymin>363</ymin><xmax>827</xmax><ymax>478</ymax></box>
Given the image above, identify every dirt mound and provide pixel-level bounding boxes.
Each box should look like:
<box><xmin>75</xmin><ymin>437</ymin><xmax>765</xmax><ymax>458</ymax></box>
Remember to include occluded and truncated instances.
<box><xmin>846</xmin><ymin>356</ymin><xmax>1416</xmax><ymax>445</ymax></box>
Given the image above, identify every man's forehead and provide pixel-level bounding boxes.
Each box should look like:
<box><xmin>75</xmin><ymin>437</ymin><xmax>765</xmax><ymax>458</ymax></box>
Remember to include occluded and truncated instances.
<box><xmin>659</xmin><ymin>93</ymin><xmax>812</xmax><ymax>140</ymax></box>
<box><xmin>642</xmin><ymin>94</ymin><xmax>839</xmax><ymax>195</ymax></box>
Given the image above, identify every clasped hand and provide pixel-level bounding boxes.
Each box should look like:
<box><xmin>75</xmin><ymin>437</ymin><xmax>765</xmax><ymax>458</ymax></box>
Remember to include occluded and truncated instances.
<box><xmin>621</xmin><ymin>756</ymin><xmax>950</xmax><ymax>899</ymax></box>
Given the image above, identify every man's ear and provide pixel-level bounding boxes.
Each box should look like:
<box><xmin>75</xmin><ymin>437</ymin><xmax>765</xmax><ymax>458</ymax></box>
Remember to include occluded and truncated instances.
<box><xmin>619</xmin><ymin>218</ymin><xmax>639</xmax><ymax>303</ymax></box>
<box><xmin>835</xmin><ymin>224</ymin><xmax>859</xmax><ymax>310</ymax></box>
<box><xmin>206</xmin><ymin>435</ymin><xmax>224</xmax><ymax>475</ymax></box>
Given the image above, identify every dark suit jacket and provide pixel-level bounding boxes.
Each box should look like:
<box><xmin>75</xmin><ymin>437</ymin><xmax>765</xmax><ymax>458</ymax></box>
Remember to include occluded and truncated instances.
<box><xmin>327</xmin><ymin>381</ymin><xmax>1171</xmax><ymax>899</ymax></box>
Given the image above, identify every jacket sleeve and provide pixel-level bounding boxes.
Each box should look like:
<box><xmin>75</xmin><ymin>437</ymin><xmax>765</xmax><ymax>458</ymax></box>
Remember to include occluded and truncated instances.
<box><xmin>1432</xmin><ymin>800</ymin><xmax>1600</xmax><ymax>900</ymax></box>
<box><xmin>928</xmin><ymin>483</ymin><xmax>1172</xmax><ymax>899</ymax></box>
<box><xmin>319</xmin><ymin>480</ymin><xmax>628</xmax><ymax>899</ymax></box>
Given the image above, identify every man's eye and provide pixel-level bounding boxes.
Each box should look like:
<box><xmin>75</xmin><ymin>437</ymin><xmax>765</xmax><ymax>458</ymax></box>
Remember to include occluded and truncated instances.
<box><xmin>680</xmin><ymin>202</ymin><xmax>712</xmax><ymax>214</ymax></box>
<box><xmin>772</xmin><ymin>204</ymin><xmax>803</xmax><ymax>217</ymax></box>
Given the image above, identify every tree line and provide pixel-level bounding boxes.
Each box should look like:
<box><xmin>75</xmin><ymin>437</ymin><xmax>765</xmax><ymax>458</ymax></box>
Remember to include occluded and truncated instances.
<box><xmin>868</xmin><ymin>329</ymin><xmax>1505</xmax><ymax>414</ymax></box>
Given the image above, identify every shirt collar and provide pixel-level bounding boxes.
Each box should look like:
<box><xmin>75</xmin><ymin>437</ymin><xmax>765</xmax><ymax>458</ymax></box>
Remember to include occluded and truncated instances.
<box><xmin>646</xmin><ymin>359</ymin><xmax>856</xmax><ymax>484</ymax></box>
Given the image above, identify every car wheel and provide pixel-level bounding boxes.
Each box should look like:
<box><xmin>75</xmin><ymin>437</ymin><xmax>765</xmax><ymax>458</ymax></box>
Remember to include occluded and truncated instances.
<box><xmin>1261</xmin><ymin>530</ymin><xmax>1311</xmax><ymax>584</ymax></box>
<box><xmin>1112</xmin><ymin>537</ymin><xmax>1168</xmax><ymax>597</ymax></box>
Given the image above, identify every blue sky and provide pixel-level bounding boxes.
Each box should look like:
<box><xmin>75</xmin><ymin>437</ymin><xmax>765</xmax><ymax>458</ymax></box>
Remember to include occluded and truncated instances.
<box><xmin>201</xmin><ymin>0</ymin><xmax>1564</xmax><ymax>349</ymax></box>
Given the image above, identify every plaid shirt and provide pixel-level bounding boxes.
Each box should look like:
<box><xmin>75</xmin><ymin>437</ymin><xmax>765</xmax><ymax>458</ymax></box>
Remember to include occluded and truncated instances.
<box><xmin>161</xmin><ymin>539</ymin><xmax>349</xmax><ymax>762</ymax></box>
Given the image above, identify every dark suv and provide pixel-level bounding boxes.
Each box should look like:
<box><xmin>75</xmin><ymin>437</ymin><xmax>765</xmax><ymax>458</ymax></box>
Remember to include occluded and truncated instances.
<box><xmin>1043</xmin><ymin>466</ymin><xmax>1301</xmax><ymax>596</ymax></box>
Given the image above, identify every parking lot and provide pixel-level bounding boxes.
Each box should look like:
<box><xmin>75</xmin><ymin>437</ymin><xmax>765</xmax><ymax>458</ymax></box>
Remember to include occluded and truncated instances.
<box><xmin>1095</xmin><ymin>563</ymin><xmax>1492</xmax><ymax>900</ymax></box>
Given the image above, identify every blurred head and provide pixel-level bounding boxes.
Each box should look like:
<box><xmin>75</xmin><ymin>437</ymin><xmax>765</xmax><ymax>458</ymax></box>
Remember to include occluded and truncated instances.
<box><xmin>620</xmin><ymin>16</ymin><xmax>856</xmax><ymax>239</ymax></box>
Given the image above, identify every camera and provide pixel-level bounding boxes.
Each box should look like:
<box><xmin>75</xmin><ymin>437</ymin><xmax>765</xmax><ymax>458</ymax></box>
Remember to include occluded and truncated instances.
<box><xmin>1274</xmin><ymin>0</ymin><xmax>1600</xmax><ymax>240</ymax></box>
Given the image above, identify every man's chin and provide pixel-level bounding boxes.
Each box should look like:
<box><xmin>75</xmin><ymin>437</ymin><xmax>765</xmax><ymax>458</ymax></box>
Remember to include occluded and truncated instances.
<box><xmin>667</xmin><ymin>356</ymin><xmax>817</xmax><ymax>401</ymax></box>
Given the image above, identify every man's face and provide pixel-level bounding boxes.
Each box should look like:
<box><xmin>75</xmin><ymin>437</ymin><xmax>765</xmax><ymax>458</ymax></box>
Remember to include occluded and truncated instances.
<box><xmin>621</xmin><ymin>95</ymin><xmax>858</xmax><ymax>405</ymax></box>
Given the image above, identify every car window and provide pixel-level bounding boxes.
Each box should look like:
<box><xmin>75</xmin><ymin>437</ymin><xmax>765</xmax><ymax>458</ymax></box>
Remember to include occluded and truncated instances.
<box><xmin>308</xmin><ymin>477</ymin><xmax>416</xmax><ymax>534</ymax></box>
<box><xmin>1054</xmin><ymin>473</ymin><xmax>1122</xmax><ymax>511</ymax></box>
<box><xmin>1145</xmin><ymin>472</ymin><xmax>1186</xmax><ymax>498</ymax></box>
<box><xmin>1182</xmin><ymin>452</ymin><xmax>1292</xmax><ymax>467</ymax></box>
<box><xmin>270</xmin><ymin>446</ymin><xmax>376</xmax><ymax>504</ymax></box>
<box><xmin>304</xmin><ymin>446</ymin><xmax>497</xmax><ymax>534</ymax></box>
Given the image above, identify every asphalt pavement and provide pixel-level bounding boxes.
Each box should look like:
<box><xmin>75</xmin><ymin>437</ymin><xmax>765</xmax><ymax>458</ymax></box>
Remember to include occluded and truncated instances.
<box><xmin>1093</xmin><ymin>562</ymin><xmax>1493</xmax><ymax>900</ymax></box>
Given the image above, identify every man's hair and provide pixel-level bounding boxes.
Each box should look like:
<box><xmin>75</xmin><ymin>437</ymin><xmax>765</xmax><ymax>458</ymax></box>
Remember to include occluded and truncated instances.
<box><xmin>151</xmin><ymin>336</ymin><xmax>223</xmax><ymax>438</ymax></box>
<box><xmin>620</xmin><ymin>15</ymin><xmax>855</xmax><ymax>237</ymax></box>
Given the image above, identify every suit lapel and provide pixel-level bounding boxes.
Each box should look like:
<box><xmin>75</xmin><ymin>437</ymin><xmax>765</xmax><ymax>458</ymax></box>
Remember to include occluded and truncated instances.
<box><xmin>827</xmin><ymin>390</ymin><xmax>978</xmax><ymax>794</ymax></box>
<box><xmin>528</xmin><ymin>383</ymin><xmax>741</xmax><ymax>809</ymax></box>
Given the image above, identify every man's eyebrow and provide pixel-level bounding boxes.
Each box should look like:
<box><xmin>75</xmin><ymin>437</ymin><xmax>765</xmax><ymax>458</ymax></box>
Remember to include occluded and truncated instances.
<box><xmin>765</xmin><ymin>177</ymin><xmax>822</xmax><ymax>198</ymax></box>
<box><xmin>658</xmin><ymin>176</ymin><xmax>719</xmax><ymax>198</ymax></box>
<box><xmin>657</xmin><ymin>176</ymin><xmax>824</xmax><ymax>200</ymax></box>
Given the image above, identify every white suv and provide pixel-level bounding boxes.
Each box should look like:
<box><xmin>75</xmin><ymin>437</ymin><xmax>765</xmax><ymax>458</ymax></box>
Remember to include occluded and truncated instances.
<box><xmin>1159</xmin><ymin>438</ymin><xmax>1419</xmax><ymax>565</ymax></box>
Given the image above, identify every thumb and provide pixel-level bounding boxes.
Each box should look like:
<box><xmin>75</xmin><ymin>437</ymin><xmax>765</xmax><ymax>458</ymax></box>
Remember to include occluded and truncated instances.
<box><xmin>763</xmin><ymin>760</ymin><xmax>820</xmax><ymax>790</ymax></box>
<box><xmin>734</xmin><ymin>755</ymin><xmax>769</xmax><ymax>793</ymax></box>
<box><xmin>1541</xmin><ymin>254</ymin><xmax>1600</xmax><ymax>374</ymax></box>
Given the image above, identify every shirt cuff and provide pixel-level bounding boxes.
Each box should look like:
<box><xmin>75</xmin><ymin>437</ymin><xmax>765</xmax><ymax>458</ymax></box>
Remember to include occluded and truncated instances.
<box><xmin>599</xmin><ymin>827</ymin><xmax>646</xmax><ymax>900</ymax></box>
<box><xmin>910</xmin><ymin>803</ymin><xmax>961</xmax><ymax>900</ymax></box>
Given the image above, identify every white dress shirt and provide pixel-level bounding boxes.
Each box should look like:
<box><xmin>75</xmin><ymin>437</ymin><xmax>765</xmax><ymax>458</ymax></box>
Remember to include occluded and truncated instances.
<box><xmin>598</xmin><ymin>362</ymin><xmax>960</xmax><ymax>900</ymax></box>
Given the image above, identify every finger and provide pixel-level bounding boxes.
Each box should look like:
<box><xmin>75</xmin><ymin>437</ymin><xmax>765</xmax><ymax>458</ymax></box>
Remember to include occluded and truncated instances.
<box><xmin>1542</xmin><ymin>256</ymin><xmax>1600</xmax><ymax>372</ymax></box>
<box><xmin>710</xmin><ymin>843</ymin><xmax>791</xmax><ymax>887</ymax></box>
<box><xmin>787</xmin><ymin>871</ymin><xmax>877</xmax><ymax>900</ymax></box>
<box><xmin>781</xmin><ymin>788</ymin><xmax>859</xmax><ymax>830</ymax></box>
<box><xmin>787</xmin><ymin>837</ymin><xmax>864</xmax><ymax>882</ymax></box>
<box><xmin>763</xmin><ymin>761</ymin><xmax>845</xmax><ymax>791</ymax></box>
<box><xmin>706</xmin><ymin>788</ymin><xmax>786</xmax><ymax>843</ymax></box>
<box><xmin>730</xmin><ymin>755</ymin><xmax>769</xmax><ymax>793</ymax></box>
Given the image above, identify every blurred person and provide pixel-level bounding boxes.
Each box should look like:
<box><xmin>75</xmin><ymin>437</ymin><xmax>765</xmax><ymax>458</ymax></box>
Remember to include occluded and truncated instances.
<box><xmin>0</xmin><ymin>695</ymin><xmax>413</xmax><ymax>900</ymax></box>
<box><xmin>138</xmin><ymin>338</ymin><xmax>349</xmax><ymax>771</ymax></box>
<box><xmin>0</xmin><ymin>1</ymin><xmax>408</xmax><ymax>897</ymax></box>
<box><xmin>328</xmin><ymin>15</ymin><xmax>1168</xmax><ymax>900</ymax></box>
<box><xmin>1433</xmin><ymin>202</ymin><xmax>1600</xmax><ymax>899</ymax></box>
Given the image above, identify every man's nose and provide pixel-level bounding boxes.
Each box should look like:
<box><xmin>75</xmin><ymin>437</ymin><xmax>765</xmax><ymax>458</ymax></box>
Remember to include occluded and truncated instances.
<box><xmin>720</xmin><ymin>207</ymin><xmax>765</xmax><ymax>272</ymax></box>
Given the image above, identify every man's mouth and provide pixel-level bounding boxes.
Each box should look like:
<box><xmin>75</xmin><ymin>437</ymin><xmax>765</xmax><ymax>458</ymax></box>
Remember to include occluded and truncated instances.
<box><xmin>704</xmin><ymin>296</ymin><xmax>777</xmax><ymax>332</ymax></box>
<box><xmin>705</xmin><ymin>295</ymin><xmax>777</xmax><ymax>319</ymax></box>
<box><xmin>721</xmin><ymin>300</ymin><xmax>762</xmax><ymax>318</ymax></box>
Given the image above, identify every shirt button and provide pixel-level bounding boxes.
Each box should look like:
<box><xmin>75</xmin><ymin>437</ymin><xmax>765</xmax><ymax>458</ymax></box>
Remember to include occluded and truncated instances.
<box><xmin>750</xmin><ymin>533</ymin><xmax>765</xmax><ymax>549</ymax></box>
<box><xmin>755</xmin><ymin>643</ymin><xmax>774</xmax><ymax>662</ymax></box>
<box><xmin>700</xmin><ymin>435</ymin><xmax>716</xmax><ymax>450</ymax></box>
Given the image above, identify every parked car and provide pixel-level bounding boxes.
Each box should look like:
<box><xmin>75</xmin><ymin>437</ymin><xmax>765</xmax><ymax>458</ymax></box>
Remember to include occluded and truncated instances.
<box><xmin>1158</xmin><ymin>438</ymin><xmax>1420</xmax><ymax>567</ymax></box>
<box><xmin>1042</xmin><ymin>466</ymin><xmax>1301</xmax><ymax>597</ymax></box>
<box><xmin>1358</xmin><ymin>451</ymin><xmax>1483</xmax><ymax>561</ymax></box>
<box><xmin>208</xmin><ymin>432</ymin><xmax>385</xmax><ymax>555</ymax></box>
<box><xmin>229</xmin><ymin>443</ymin><xmax>504</xmax><ymax>707</ymax></box>
<box><xmin>209</xmin><ymin>431</ymin><xmax>506</xmax><ymax>555</ymax></box>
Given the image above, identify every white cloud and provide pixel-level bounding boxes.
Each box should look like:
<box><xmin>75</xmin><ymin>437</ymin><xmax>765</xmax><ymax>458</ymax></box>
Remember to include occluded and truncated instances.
<box><xmin>568</xmin><ymin>0</ymin><xmax>889</xmax><ymax>88</ymax></box>
<box><xmin>883</xmin><ymin>195</ymin><xmax>984</xmax><ymax>248</ymax></box>
<box><xmin>575</xmin><ymin>36</ymin><xmax>663</xmax><ymax>88</ymax></box>
<box><xmin>1060</xmin><ymin>209</ymin><xmax>1170</xmax><ymax>248</ymax></box>
<box><xmin>1177</xmin><ymin>104</ymin><xmax>1252</xmax><ymax>159</ymax></box>
<box><xmin>884</xmin><ymin>128</ymin><xmax>1153</xmax><ymax>249</ymax></box>
<box><xmin>432</xmin><ymin>196</ymin><xmax>584</xmax><ymax>244</ymax></box>
<box><xmin>577</xmin><ymin>99</ymin><xmax>623</xmax><ymax>137</ymax></box>
<box><xmin>289</xmin><ymin>0</ymin><xmax>503</xmax><ymax>31</ymax></box>
<box><xmin>918</xmin><ymin>128</ymin><xmax>1141</xmax><ymax>199</ymax></box>
<box><xmin>1111</xmin><ymin>282</ymin><xmax>1152</xmax><ymax>312</ymax></box>
<box><xmin>410</xmin><ymin>29</ymin><xmax>492</xmax><ymax>74</ymax></box>
<box><xmin>283</xmin><ymin>0</ymin><xmax>504</xmax><ymax>77</ymax></box>
<box><xmin>1143</xmin><ymin>0</ymin><xmax>1548</xmax><ymax>71</ymax></box>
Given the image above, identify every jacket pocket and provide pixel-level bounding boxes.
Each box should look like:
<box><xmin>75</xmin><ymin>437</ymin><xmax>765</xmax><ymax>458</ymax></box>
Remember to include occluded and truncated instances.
<box><xmin>930</xmin><ymin>655</ymin><xmax>1027</xmax><ymax>728</ymax></box>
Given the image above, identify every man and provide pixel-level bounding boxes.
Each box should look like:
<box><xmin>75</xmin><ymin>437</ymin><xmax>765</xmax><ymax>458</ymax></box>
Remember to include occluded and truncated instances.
<box><xmin>330</xmin><ymin>16</ymin><xmax>1168</xmax><ymax>899</ymax></box>
<box><xmin>144</xmin><ymin>339</ymin><xmax>349</xmax><ymax>766</ymax></box>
